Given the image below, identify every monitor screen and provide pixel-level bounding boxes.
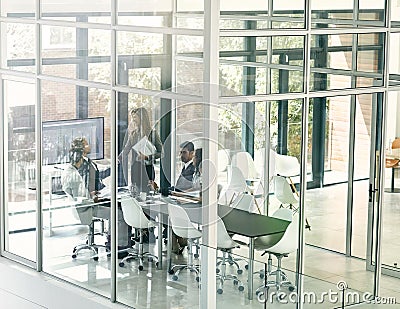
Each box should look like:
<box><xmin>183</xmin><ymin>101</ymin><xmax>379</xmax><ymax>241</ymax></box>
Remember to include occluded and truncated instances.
<box><xmin>42</xmin><ymin>117</ymin><xmax>104</xmax><ymax>165</ymax></box>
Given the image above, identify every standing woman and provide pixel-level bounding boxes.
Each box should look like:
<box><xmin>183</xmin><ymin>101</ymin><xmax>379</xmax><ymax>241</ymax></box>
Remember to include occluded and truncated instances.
<box><xmin>119</xmin><ymin>107</ymin><xmax>162</xmax><ymax>192</ymax></box>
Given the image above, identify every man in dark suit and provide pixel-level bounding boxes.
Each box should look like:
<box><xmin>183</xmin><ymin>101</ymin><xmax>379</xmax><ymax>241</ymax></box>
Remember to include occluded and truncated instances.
<box><xmin>175</xmin><ymin>141</ymin><xmax>196</xmax><ymax>191</ymax></box>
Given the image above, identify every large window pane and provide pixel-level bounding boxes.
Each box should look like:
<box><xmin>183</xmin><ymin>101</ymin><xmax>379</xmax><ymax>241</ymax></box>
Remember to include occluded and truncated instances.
<box><xmin>1</xmin><ymin>0</ymin><xmax>35</xmax><ymax>18</ymax></box>
<box><xmin>41</xmin><ymin>1</ymin><xmax>111</xmax><ymax>24</ymax></box>
<box><xmin>4</xmin><ymin>79</ymin><xmax>37</xmax><ymax>262</ymax></box>
<box><xmin>41</xmin><ymin>81</ymin><xmax>112</xmax><ymax>299</ymax></box>
<box><xmin>41</xmin><ymin>26</ymin><xmax>111</xmax><ymax>83</ymax></box>
<box><xmin>1</xmin><ymin>23</ymin><xmax>35</xmax><ymax>73</ymax></box>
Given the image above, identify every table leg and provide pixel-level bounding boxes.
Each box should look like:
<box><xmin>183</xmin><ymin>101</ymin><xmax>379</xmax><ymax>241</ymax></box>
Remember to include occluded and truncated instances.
<box><xmin>392</xmin><ymin>168</ymin><xmax>395</xmax><ymax>192</ymax></box>
<box><xmin>167</xmin><ymin>221</ymin><xmax>172</xmax><ymax>272</ymax></box>
<box><xmin>248</xmin><ymin>238</ymin><xmax>255</xmax><ymax>300</ymax></box>
<box><xmin>157</xmin><ymin>218</ymin><xmax>163</xmax><ymax>270</ymax></box>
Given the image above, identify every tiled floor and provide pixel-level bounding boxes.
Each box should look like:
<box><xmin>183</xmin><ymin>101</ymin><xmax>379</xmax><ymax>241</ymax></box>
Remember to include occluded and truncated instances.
<box><xmin>2</xmin><ymin>176</ymin><xmax>400</xmax><ymax>308</ymax></box>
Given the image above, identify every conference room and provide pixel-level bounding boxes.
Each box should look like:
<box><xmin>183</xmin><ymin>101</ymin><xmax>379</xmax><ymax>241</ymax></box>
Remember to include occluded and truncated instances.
<box><xmin>2</xmin><ymin>1</ymin><xmax>400</xmax><ymax>308</ymax></box>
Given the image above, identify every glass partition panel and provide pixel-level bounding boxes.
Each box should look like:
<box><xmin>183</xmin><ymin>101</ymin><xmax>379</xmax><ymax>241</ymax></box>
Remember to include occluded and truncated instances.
<box><xmin>306</xmin><ymin>95</ymin><xmax>351</xmax><ymax>253</ymax></box>
<box><xmin>1</xmin><ymin>0</ymin><xmax>35</xmax><ymax>18</ymax></box>
<box><xmin>42</xmin><ymin>26</ymin><xmax>111</xmax><ymax>83</ymax></box>
<box><xmin>41</xmin><ymin>81</ymin><xmax>112</xmax><ymax>298</ymax></box>
<box><xmin>3</xmin><ymin>79</ymin><xmax>37</xmax><ymax>262</ymax></box>
<box><xmin>117</xmin><ymin>0</ymin><xmax>172</xmax><ymax>27</ymax></box>
<box><xmin>311</xmin><ymin>1</ymin><xmax>354</xmax><ymax>28</ymax></box>
<box><xmin>41</xmin><ymin>0</ymin><xmax>111</xmax><ymax>24</ymax></box>
<box><xmin>272</xmin><ymin>0</ymin><xmax>305</xmax><ymax>29</ymax></box>
<box><xmin>358</xmin><ymin>0</ymin><xmax>385</xmax><ymax>24</ymax></box>
<box><xmin>391</xmin><ymin>0</ymin><xmax>400</xmax><ymax>27</ymax></box>
<box><xmin>1</xmin><ymin>23</ymin><xmax>36</xmax><ymax>73</ymax></box>
<box><xmin>381</xmin><ymin>91</ymin><xmax>400</xmax><ymax>279</ymax></box>
<box><xmin>351</xmin><ymin>93</ymin><xmax>374</xmax><ymax>260</ymax></box>
<box><xmin>116</xmin><ymin>31</ymin><xmax>166</xmax><ymax>89</ymax></box>
<box><xmin>357</xmin><ymin>33</ymin><xmax>384</xmax><ymax>88</ymax></box>
<box><xmin>310</xmin><ymin>32</ymin><xmax>384</xmax><ymax>91</ymax></box>
<box><xmin>388</xmin><ymin>33</ymin><xmax>400</xmax><ymax>86</ymax></box>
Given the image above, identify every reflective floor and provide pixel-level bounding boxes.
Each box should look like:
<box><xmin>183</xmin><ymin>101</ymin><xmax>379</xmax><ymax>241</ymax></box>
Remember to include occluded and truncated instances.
<box><xmin>4</xmin><ymin>175</ymin><xmax>400</xmax><ymax>308</ymax></box>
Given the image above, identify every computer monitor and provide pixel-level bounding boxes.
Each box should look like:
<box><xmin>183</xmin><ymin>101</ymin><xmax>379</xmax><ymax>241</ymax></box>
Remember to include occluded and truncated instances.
<box><xmin>42</xmin><ymin>117</ymin><xmax>104</xmax><ymax>165</ymax></box>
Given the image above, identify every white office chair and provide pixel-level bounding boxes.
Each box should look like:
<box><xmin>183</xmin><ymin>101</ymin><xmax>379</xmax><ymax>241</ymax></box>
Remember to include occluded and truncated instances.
<box><xmin>274</xmin><ymin>152</ymin><xmax>300</xmax><ymax>177</ymax></box>
<box><xmin>232</xmin><ymin>151</ymin><xmax>259</xmax><ymax>180</ymax></box>
<box><xmin>219</xmin><ymin>166</ymin><xmax>249</xmax><ymax>206</ymax></box>
<box><xmin>71</xmin><ymin>203</ymin><xmax>108</xmax><ymax>261</ymax></box>
<box><xmin>273</xmin><ymin>175</ymin><xmax>299</xmax><ymax>211</ymax></box>
<box><xmin>168</xmin><ymin>203</ymin><xmax>202</xmax><ymax>281</ymax></box>
<box><xmin>119</xmin><ymin>197</ymin><xmax>158</xmax><ymax>270</ymax></box>
<box><xmin>231</xmin><ymin>192</ymin><xmax>257</xmax><ymax>213</ymax></box>
<box><xmin>254</xmin><ymin>209</ymin><xmax>298</xmax><ymax>294</ymax></box>
<box><xmin>216</xmin><ymin>218</ymin><xmax>245</xmax><ymax>294</ymax></box>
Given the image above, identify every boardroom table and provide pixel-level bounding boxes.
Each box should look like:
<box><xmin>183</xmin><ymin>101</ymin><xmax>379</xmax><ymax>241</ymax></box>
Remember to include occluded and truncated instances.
<box><xmin>140</xmin><ymin>196</ymin><xmax>290</xmax><ymax>300</ymax></box>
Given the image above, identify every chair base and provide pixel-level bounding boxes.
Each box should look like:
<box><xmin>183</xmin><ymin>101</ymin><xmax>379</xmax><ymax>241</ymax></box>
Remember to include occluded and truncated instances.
<box><xmin>170</xmin><ymin>264</ymin><xmax>200</xmax><ymax>282</ymax></box>
<box><xmin>217</xmin><ymin>252</ymin><xmax>245</xmax><ymax>275</ymax></box>
<box><xmin>72</xmin><ymin>219</ymin><xmax>108</xmax><ymax>261</ymax></box>
<box><xmin>169</xmin><ymin>238</ymin><xmax>200</xmax><ymax>282</ymax></box>
<box><xmin>119</xmin><ymin>251</ymin><xmax>158</xmax><ymax>270</ymax></box>
<box><xmin>72</xmin><ymin>243</ymin><xmax>109</xmax><ymax>261</ymax></box>
<box><xmin>255</xmin><ymin>254</ymin><xmax>296</xmax><ymax>297</ymax></box>
<box><xmin>216</xmin><ymin>254</ymin><xmax>245</xmax><ymax>294</ymax></box>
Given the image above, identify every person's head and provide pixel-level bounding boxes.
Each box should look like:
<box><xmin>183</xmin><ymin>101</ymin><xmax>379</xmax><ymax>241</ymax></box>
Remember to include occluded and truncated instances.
<box><xmin>69</xmin><ymin>147</ymin><xmax>84</xmax><ymax>167</ymax></box>
<box><xmin>71</xmin><ymin>137</ymin><xmax>90</xmax><ymax>156</ymax></box>
<box><xmin>193</xmin><ymin>148</ymin><xmax>202</xmax><ymax>172</ymax></box>
<box><xmin>130</xmin><ymin>107</ymin><xmax>152</xmax><ymax>136</ymax></box>
<box><xmin>179</xmin><ymin>141</ymin><xmax>194</xmax><ymax>163</ymax></box>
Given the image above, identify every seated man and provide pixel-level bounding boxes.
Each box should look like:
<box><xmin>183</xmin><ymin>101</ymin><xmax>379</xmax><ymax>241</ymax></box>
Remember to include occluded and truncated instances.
<box><xmin>174</xmin><ymin>141</ymin><xmax>196</xmax><ymax>192</ymax></box>
<box><xmin>62</xmin><ymin>146</ymin><xmax>130</xmax><ymax>258</ymax></box>
<box><xmin>71</xmin><ymin>137</ymin><xmax>111</xmax><ymax>193</ymax></box>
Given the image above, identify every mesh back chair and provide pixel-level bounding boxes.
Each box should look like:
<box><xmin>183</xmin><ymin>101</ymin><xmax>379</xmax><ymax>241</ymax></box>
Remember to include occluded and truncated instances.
<box><xmin>119</xmin><ymin>197</ymin><xmax>158</xmax><ymax>270</ymax></box>
<box><xmin>168</xmin><ymin>203</ymin><xmax>202</xmax><ymax>282</ymax></box>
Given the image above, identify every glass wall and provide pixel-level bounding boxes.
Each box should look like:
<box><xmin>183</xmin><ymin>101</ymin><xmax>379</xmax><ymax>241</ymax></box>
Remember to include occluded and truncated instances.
<box><xmin>3</xmin><ymin>78</ymin><xmax>37</xmax><ymax>262</ymax></box>
<box><xmin>2</xmin><ymin>0</ymin><xmax>400</xmax><ymax>308</ymax></box>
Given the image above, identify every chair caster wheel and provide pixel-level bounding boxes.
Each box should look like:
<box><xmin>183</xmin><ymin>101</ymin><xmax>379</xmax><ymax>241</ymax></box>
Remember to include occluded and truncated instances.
<box><xmin>245</xmin><ymin>265</ymin><xmax>249</xmax><ymax>270</ymax></box>
<box><xmin>72</xmin><ymin>254</ymin><xmax>77</xmax><ymax>259</ymax></box>
<box><xmin>93</xmin><ymin>256</ymin><xmax>99</xmax><ymax>261</ymax></box>
<box><xmin>229</xmin><ymin>262</ymin><xmax>234</xmax><ymax>266</ymax></box>
<box><xmin>289</xmin><ymin>286</ymin><xmax>295</xmax><ymax>292</ymax></box>
<box><xmin>217</xmin><ymin>288</ymin><xmax>223</xmax><ymax>294</ymax></box>
<box><xmin>237</xmin><ymin>269</ymin><xmax>243</xmax><ymax>275</ymax></box>
<box><xmin>238</xmin><ymin>285</ymin><xmax>244</xmax><ymax>292</ymax></box>
<box><xmin>139</xmin><ymin>265</ymin><xmax>144</xmax><ymax>271</ymax></box>
<box><xmin>216</xmin><ymin>268</ymin><xmax>220</xmax><ymax>274</ymax></box>
<box><xmin>196</xmin><ymin>276</ymin><xmax>200</xmax><ymax>282</ymax></box>
<box><xmin>168</xmin><ymin>269</ymin><xmax>174</xmax><ymax>275</ymax></box>
<box><xmin>172</xmin><ymin>275</ymin><xmax>178</xmax><ymax>281</ymax></box>
<box><xmin>119</xmin><ymin>262</ymin><xmax>125</xmax><ymax>267</ymax></box>
<box><xmin>233</xmin><ymin>279</ymin><xmax>238</xmax><ymax>285</ymax></box>
<box><xmin>155</xmin><ymin>262</ymin><xmax>159</xmax><ymax>267</ymax></box>
<box><xmin>194</xmin><ymin>254</ymin><xmax>199</xmax><ymax>259</ymax></box>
